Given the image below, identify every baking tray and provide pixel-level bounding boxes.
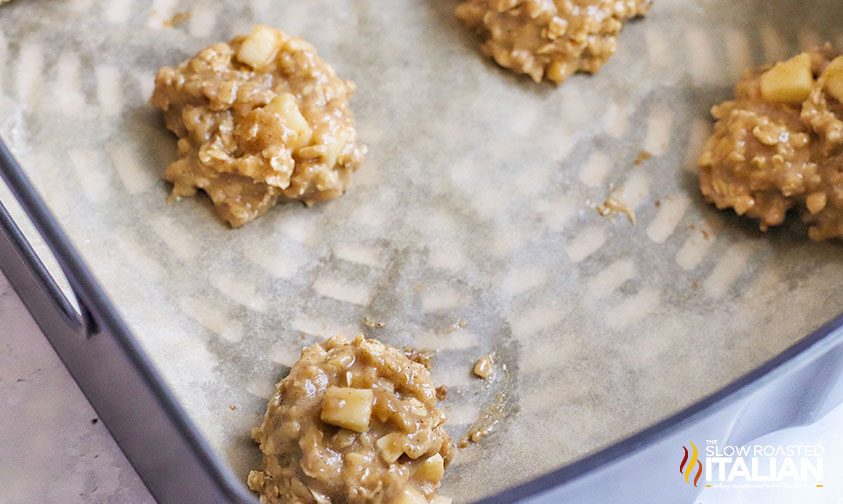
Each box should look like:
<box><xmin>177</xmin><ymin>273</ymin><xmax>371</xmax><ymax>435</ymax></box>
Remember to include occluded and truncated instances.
<box><xmin>2</xmin><ymin>0</ymin><xmax>843</xmax><ymax>503</ymax></box>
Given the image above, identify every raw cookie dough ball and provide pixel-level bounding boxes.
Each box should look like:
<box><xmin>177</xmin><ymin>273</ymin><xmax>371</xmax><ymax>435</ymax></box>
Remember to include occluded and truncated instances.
<box><xmin>248</xmin><ymin>335</ymin><xmax>454</xmax><ymax>504</ymax></box>
<box><xmin>455</xmin><ymin>0</ymin><xmax>652</xmax><ymax>84</ymax></box>
<box><xmin>151</xmin><ymin>25</ymin><xmax>366</xmax><ymax>227</ymax></box>
<box><xmin>698</xmin><ymin>45</ymin><xmax>843</xmax><ymax>240</ymax></box>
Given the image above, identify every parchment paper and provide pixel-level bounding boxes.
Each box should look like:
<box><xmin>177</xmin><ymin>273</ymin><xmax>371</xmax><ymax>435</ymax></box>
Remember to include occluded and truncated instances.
<box><xmin>2</xmin><ymin>0</ymin><xmax>843</xmax><ymax>501</ymax></box>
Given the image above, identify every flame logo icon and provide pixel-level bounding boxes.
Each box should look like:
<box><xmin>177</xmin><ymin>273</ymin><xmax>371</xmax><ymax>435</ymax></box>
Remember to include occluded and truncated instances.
<box><xmin>680</xmin><ymin>441</ymin><xmax>703</xmax><ymax>487</ymax></box>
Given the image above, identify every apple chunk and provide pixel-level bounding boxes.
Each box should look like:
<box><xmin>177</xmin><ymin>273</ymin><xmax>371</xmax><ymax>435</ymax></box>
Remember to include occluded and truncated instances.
<box><xmin>320</xmin><ymin>386</ymin><xmax>373</xmax><ymax>433</ymax></box>
<box><xmin>237</xmin><ymin>25</ymin><xmax>281</xmax><ymax>69</ymax></box>
<box><xmin>760</xmin><ymin>53</ymin><xmax>813</xmax><ymax>104</ymax></box>
<box><xmin>823</xmin><ymin>57</ymin><xmax>843</xmax><ymax>103</ymax></box>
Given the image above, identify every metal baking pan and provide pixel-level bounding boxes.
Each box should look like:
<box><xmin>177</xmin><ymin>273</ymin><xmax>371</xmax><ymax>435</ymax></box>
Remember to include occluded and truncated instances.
<box><xmin>2</xmin><ymin>0</ymin><xmax>843</xmax><ymax>502</ymax></box>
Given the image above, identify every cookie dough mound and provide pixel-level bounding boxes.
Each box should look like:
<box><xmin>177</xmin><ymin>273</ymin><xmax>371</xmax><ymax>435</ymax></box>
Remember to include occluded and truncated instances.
<box><xmin>455</xmin><ymin>0</ymin><xmax>652</xmax><ymax>84</ymax></box>
<box><xmin>248</xmin><ymin>335</ymin><xmax>454</xmax><ymax>504</ymax></box>
<box><xmin>151</xmin><ymin>25</ymin><xmax>366</xmax><ymax>227</ymax></box>
<box><xmin>698</xmin><ymin>45</ymin><xmax>843</xmax><ymax>240</ymax></box>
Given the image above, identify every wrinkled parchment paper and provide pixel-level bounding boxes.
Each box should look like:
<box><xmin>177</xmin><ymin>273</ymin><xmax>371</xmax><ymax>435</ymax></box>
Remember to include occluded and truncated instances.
<box><xmin>2</xmin><ymin>0</ymin><xmax>843</xmax><ymax>501</ymax></box>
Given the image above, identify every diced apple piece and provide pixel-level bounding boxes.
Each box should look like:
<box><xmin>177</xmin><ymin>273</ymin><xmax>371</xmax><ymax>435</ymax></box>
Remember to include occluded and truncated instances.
<box><xmin>430</xmin><ymin>497</ymin><xmax>452</xmax><ymax>504</ymax></box>
<box><xmin>376</xmin><ymin>433</ymin><xmax>406</xmax><ymax>463</ymax></box>
<box><xmin>265</xmin><ymin>93</ymin><xmax>313</xmax><ymax>149</ymax></box>
<box><xmin>406</xmin><ymin>397</ymin><xmax>428</xmax><ymax>417</ymax></box>
<box><xmin>320</xmin><ymin>387</ymin><xmax>373</xmax><ymax>433</ymax></box>
<box><xmin>237</xmin><ymin>25</ymin><xmax>281</xmax><ymax>69</ymax></box>
<box><xmin>403</xmin><ymin>431</ymin><xmax>431</xmax><ymax>460</ymax></box>
<box><xmin>823</xmin><ymin>57</ymin><xmax>843</xmax><ymax>103</ymax></box>
<box><xmin>760</xmin><ymin>53</ymin><xmax>813</xmax><ymax>104</ymax></box>
<box><xmin>394</xmin><ymin>487</ymin><xmax>428</xmax><ymax>504</ymax></box>
<box><xmin>414</xmin><ymin>454</ymin><xmax>445</xmax><ymax>483</ymax></box>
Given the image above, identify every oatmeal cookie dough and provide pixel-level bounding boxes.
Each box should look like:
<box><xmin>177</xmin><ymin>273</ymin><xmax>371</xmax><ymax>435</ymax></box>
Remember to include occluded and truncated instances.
<box><xmin>248</xmin><ymin>336</ymin><xmax>454</xmax><ymax>504</ymax></box>
<box><xmin>698</xmin><ymin>45</ymin><xmax>843</xmax><ymax>240</ymax></box>
<box><xmin>455</xmin><ymin>0</ymin><xmax>652</xmax><ymax>84</ymax></box>
<box><xmin>151</xmin><ymin>25</ymin><xmax>366</xmax><ymax>227</ymax></box>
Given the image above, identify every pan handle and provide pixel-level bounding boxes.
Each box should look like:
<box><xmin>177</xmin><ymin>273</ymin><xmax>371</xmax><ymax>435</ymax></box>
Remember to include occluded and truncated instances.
<box><xmin>0</xmin><ymin>140</ymin><xmax>97</xmax><ymax>338</ymax></box>
<box><xmin>0</xmin><ymin>137</ymin><xmax>256</xmax><ymax>503</ymax></box>
<box><xmin>0</xmin><ymin>199</ymin><xmax>97</xmax><ymax>337</ymax></box>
